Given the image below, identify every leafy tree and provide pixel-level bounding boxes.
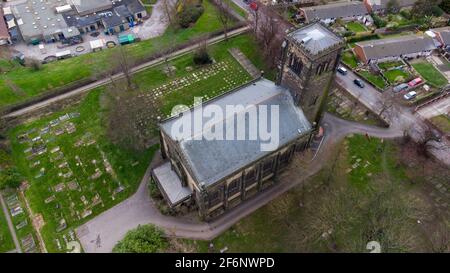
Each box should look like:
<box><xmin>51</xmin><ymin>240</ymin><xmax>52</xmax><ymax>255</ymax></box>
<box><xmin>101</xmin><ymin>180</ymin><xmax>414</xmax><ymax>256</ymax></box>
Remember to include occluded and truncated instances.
<box><xmin>0</xmin><ymin>167</ymin><xmax>22</xmax><ymax>190</ymax></box>
<box><xmin>113</xmin><ymin>225</ymin><xmax>168</xmax><ymax>253</ymax></box>
<box><xmin>411</xmin><ymin>0</ymin><xmax>441</xmax><ymax>18</ymax></box>
<box><xmin>386</xmin><ymin>0</ymin><xmax>400</xmax><ymax>14</ymax></box>
<box><xmin>440</xmin><ymin>0</ymin><xmax>450</xmax><ymax>13</ymax></box>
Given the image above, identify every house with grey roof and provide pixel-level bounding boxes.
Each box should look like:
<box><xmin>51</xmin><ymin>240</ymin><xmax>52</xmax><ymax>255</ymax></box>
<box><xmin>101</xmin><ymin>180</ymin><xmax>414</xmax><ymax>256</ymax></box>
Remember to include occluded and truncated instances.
<box><xmin>431</xmin><ymin>27</ymin><xmax>450</xmax><ymax>48</ymax></box>
<box><xmin>151</xmin><ymin>23</ymin><xmax>344</xmax><ymax>220</ymax></box>
<box><xmin>353</xmin><ymin>34</ymin><xmax>437</xmax><ymax>63</ymax></box>
<box><xmin>300</xmin><ymin>1</ymin><xmax>369</xmax><ymax>24</ymax></box>
<box><xmin>364</xmin><ymin>0</ymin><xmax>417</xmax><ymax>13</ymax></box>
<box><xmin>0</xmin><ymin>7</ymin><xmax>11</xmax><ymax>45</ymax></box>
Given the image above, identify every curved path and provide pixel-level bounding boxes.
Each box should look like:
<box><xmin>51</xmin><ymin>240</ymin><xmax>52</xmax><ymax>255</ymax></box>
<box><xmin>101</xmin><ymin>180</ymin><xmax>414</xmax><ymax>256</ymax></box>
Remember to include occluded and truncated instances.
<box><xmin>76</xmin><ymin>113</ymin><xmax>403</xmax><ymax>253</ymax></box>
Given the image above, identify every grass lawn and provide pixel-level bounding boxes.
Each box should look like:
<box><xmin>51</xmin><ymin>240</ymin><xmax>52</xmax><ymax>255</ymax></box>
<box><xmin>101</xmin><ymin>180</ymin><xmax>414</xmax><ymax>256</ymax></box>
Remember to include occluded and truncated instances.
<box><xmin>359</xmin><ymin>71</ymin><xmax>387</xmax><ymax>89</ymax></box>
<box><xmin>378</xmin><ymin>60</ymin><xmax>404</xmax><ymax>71</ymax></box>
<box><xmin>0</xmin><ymin>0</ymin><xmax>229</xmax><ymax>110</ymax></box>
<box><xmin>6</xmin><ymin>34</ymin><xmax>263</xmax><ymax>252</ymax></box>
<box><xmin>224</xmin><ymin>0</ymin><xmax>247</xmax><ymax>18</ymax></box>
<box><xmin>186</xmin><ymin>135</ymin><xmax>444</xmax><ymax>252</ymax></box>
<box><xmin>341</xmin><ymin>51</ymin><xmax>358</xmax><ymax>68</ymax></box>
<box><xmin>0</xmin><ymin>202</ymin><xmax>15</xmax><ymax>252</ymax></box>
<box><xmin>346</xmin><ymin>22</ymin><xmax>367</xmax><ymax>33</ymax></box>
<box><xmin>430</xmin><ymin>115</ymin><xmax>450</xmax><ymax>133</ymax></box>
<box><xmin>412</xmin><ymin>62</ymin><xmax>448</xmax><ymax>87</ymax></box>
<box><xmin>383</xmin><ymin>69</ymin><xmax>411</xmax><ymax>84</ymax></box>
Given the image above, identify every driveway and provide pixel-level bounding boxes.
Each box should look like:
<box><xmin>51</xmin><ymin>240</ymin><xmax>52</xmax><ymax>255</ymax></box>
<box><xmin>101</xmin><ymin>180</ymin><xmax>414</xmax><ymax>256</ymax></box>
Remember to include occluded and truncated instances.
<box><xmin>131</xmin><ymin>0</ymin><xmax>178</xmax><ymax>40</ymax></box>
<box><xmin>76</xmin><ymin>113</ymin><xmax>403</xmax><ymax>253</ymax></box>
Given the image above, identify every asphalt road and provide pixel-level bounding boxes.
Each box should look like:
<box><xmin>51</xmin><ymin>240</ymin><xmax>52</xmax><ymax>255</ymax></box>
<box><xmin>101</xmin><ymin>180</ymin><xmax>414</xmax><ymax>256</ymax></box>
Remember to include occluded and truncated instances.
<box><xmin>416</xmin><ymin>96</ymin><xmax>450</xmax><ymax>119</ymax></box>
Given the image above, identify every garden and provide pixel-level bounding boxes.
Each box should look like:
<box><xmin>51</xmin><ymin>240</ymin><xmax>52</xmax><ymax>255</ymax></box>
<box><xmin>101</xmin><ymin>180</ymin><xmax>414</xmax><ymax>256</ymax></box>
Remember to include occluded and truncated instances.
<box><xmin>412</xmin><ymin>61</ymin><xmax>448</xmax><ymax>87</ymax></box>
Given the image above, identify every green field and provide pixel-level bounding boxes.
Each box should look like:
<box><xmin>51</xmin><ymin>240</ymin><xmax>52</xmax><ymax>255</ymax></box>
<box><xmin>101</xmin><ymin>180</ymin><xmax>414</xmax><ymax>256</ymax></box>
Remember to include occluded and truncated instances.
<box><xmin>359</xmin><ymin>71</ymin><xmax>387</xmax><ymax>89</ymax></box>
<box><xmin>383</xmin><ymin>69</ymin><xmax>411</xmax><ymax>84</ymax></box>
<box><xmin>187</xmin><ymin>135</ymin><xmax>444</xmax><ymax>252</ymax></box>
<box><xmin>341</xmin><ymin>51</ymin><xmax>358</xmax><ymax>68</ymax></box>
<box><xmin>412</xmin><ymin>62</ymin><xmax>448</xmax><ymax>87</ymax></box>
<box><xmin>6</xmin><ymin>34</ymin><xmax>266</xmax><ymax>252</ymax></box>
<box><xmin>430</xmin><ymin>115</ymin><xmax>450</xmax><ymax>133</ymax></box>
<box><xmin>0</xmin><ymin>201</ymin><xmax>15</xmax><ymax>252</ymax></box>
<box><xmin>0</xmin><ymin>0</ymin><xmax>230</xmax><ymax>110</ymax></box>
<box><xmin>346</xmin><ymin>22</ymin><xmax>367</xmax><ymax>33</ymax></box>
<box><xmin>378</xmin><ymin>60</ymin><xmax>404</xmax><ymax>70</ymax></box>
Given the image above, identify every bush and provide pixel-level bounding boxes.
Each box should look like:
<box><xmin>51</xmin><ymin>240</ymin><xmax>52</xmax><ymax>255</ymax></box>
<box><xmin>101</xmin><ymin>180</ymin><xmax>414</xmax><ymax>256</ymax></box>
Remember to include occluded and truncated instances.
<box><xmin>178</xmin><ymin>4</ymin><xmax>204</xmax><ymax>28</ymax></box>
<box><xmin>27</xmin><ymin>59</ymin><xmax>42</xmax><ymax>71</ymax></box>
<box><xmin>346</xmin><ymin>33</ymin><xmax>380</xmax><ymax>44</ymax></box>
<box><xmin>193</xmin><ymin>44</ymin><xmax>212</xmax><ymax>65</ymax></box>
<box><xmin>0</xmin><ymin>167</ymin><xmax>22</xmax><ymax>190</ymax></box>
<box><xmin>371</xmin><ymin>13</ymin><xmax>387</xmax><ymax>28</ymax></box>
<box><xmin>113</xmin><ymin>225</ymin><xmax>168</xmax><ymax>253</ymax></box>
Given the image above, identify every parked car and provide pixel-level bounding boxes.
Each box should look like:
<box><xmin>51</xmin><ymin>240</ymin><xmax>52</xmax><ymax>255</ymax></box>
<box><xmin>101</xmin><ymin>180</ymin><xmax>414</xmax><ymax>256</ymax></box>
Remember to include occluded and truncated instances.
<box><xmin>403</xmin><ymin>91</ymin><xmax>417</xmax><ymax>100</ymax></box>
<box><xmin>393</xmin><ymin>83</ymin><xmax>408</xmax><ymax>93</ymax></box>
<box><xmin>408</xmin><ymin>77</ymin><xmax>423</xmax><ymax>87</ymax></box>
<box><xmin>337</xmin><ymin>66</ymin><xmax>347</xmax><ymax>75</ymax></box>
<box><xmin>353</xmin><ymin>79</ymin><xmax>365</xmax><ymax>88</ymax></box>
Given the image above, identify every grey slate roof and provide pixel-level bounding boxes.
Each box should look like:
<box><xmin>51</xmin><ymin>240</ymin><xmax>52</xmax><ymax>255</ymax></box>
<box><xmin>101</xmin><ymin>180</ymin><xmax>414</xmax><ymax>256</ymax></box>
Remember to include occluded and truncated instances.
<box><xmin>153</xmin><ymin>162</ymin><xmax>192</xmax><ymax>206</ymax></box>
<box><xmin>302</xmin><ymin>1</ymin><xmax>368</xmax><ymax>22</ymax></box>
<box><xmin>432</xmin><ymin>27</ymin><xmax>450</xmax><ymax>46</ymax></box>
<box><xmin>70</xmin><ymin>0</ymin><xmax>113</xmax><ymax>15</ymax></box>
<box><xmin>355</xmin><ymin>34</ymin><xmax>437</xmax><ymax>61</ymax></box>
<box><xmin>116</xmin><ymin>0</ymin><xmax>146</xmax><ymax>14</ymax></box>
<box><xmin>288</xmin><ymin>23</ymin><xmax>343</xmax><ymax>56</ymax></box>
<box><xmin>160</xmin><ymin>78</ymin><xmax>312</xmax><ymax>187</ymax></box>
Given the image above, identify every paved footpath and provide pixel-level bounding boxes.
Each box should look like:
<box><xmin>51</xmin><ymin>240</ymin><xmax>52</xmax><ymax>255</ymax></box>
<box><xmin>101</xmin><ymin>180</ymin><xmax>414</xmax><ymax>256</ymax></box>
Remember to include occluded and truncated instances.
<box><xmin>76</xmin><ymin>113</ymin><xmax>403</xmax><ymax>253</ymax></box>
<box><xmin>0</xmin><ymin>193</ymin><xmax>22</xmax><ymax>253</ymax></box>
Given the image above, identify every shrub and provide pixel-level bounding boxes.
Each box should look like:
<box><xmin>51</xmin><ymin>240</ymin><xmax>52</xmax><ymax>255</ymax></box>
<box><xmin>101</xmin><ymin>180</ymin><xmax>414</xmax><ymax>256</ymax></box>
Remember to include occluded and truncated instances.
<box><xmin>113</xmin><ymin>224</ymin><xmax>167</xmax><ymax>253</ymax></box>
<box><xmin>177</xmin><ymin>3</ymin><xmax>204</xmax><ymax>28</ymax></box>
<box><xmin>371</xmin><ymin>13</ymin><xmax>387</xmax><ymax>28</ymax></box>
<box><xmin>346</xmin><ymin>33</ymin><xmax>380</xmax><ymax>44</ymax></box>
<box><xmin>193</xmin><ymin>44</ymin><xmax>212</xmax><ymax>65</ymax></box>
<box><xmin>27</xmin><ymin>59</ymin><xmax>42</xmax><ymax>71</ymax></box>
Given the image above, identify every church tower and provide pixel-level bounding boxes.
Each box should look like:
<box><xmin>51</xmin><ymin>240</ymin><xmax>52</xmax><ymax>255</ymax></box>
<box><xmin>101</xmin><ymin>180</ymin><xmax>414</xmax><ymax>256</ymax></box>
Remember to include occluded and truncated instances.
<box><xmin>277</xmin><ymin>22</ymin><xmax>344</xmax><ymax>125</ymax></box>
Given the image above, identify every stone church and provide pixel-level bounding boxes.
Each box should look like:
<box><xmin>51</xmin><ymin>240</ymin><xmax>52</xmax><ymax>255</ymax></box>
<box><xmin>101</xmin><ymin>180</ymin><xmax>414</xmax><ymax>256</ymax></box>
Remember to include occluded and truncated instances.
<box><xmin>151</xmin><ymin>22</ymin><xmax>344</xmax><ymax>220</ymax></box>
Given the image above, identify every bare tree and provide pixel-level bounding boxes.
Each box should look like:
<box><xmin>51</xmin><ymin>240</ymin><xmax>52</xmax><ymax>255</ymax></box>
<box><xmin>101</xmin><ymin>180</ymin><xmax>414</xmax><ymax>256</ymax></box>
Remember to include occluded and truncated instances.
<box><xmin>105</xmin><ymin>80</ymin><xmax>161</xmax><ymax>151</ymax></box>
<box><xmin>216</xmin><ymin>0</ymin><xmax>231</xmax><ymax>41</ymax></box>
<box><xmin>112</xmin><ymin>47</ymin><xmax>135</xmax><ymax>90</ymax></box>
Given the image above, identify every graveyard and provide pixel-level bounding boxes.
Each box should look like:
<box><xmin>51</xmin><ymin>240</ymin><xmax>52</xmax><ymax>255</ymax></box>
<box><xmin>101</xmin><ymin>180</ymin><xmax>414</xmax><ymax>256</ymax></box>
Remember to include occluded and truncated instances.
<box><xmin>6</xmin><ymin>34</ymin><xmax>263</xmax><ymax>252</ymax></box>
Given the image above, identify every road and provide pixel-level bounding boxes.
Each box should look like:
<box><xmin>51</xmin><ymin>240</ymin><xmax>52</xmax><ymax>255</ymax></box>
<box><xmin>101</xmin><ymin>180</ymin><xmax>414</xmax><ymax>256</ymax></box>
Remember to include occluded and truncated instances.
<box><xmin>76</xmin><ymin>113</ymin><xmax>403</xmax><ymax>253</ymax></box>
<box><xmin>4</xmin><ymin>26</ymin><xmax>251</xmax><ymax>119</ymax></box>
<box><xmin>0</xmin><ymin>193</ymin><xmax>22</xmax><ymax>253</ymax></box>
<box><xmin>336</xmin><ymin>68</ymin><xmax>450</xmax><ymax>165</ymax></box>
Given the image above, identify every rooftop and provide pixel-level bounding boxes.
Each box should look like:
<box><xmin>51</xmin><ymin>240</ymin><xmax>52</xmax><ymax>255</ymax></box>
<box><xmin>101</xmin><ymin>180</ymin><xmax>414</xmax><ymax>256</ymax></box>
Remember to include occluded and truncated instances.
<box><xmin>287</xmin><ymin>22</ymin><xmax>344</xmax><ymax>56</ymax></box>
<box><xmin>69</xmin><ymin>0</ymin><xmax>113</xmax><ymax>16</ymax></box>
<box><xmin>12</xmin><ymin>0</ymin><xmax>80</xmax><ymax>41</ymax></box>
<box><xmin>0</xmin><ymin>8</ymin><xmax>9</xmax><ymax>39</ymax></box>
<box><xmin>152</xmin><ymin>162</ymin><xmax>192</xmax><ymax>206</ymax></box>
<box><xmin>432</xmin><ymin>27</ymin><xmax>450</xmax><ymax>46</ymax></box>
<box><xmin>302</xmin><ymin>1</ymin><xmax>368</xmax><ymax>22</ymax></box>
<box><xmin>355</xmin><ymin>34</ymin><xmax>437</xmax><ymax>60</ymax></box>
<box><xmin>160</xmin><ymin>78</ymin><xmax>312</xmax><ymax>187</ymax></box>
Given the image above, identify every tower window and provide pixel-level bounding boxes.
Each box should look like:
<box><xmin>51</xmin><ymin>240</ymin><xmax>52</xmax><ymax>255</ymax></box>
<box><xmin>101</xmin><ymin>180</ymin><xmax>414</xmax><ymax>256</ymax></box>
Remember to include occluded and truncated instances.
<box><xmin>289</xmin><ymin>55</ymin><xmax>303</xmax><ymax>76</ymax></box>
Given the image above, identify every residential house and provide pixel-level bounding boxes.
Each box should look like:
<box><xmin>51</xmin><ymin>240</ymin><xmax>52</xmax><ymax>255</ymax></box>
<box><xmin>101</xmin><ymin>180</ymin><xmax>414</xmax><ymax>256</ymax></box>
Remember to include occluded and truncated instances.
<box><xmin>0</xmin><ymin>7</ymin><xmax>10</xmax><ymax>45</ymax></box>
<box><xmin>353</xmin><ymin>34</ymin><xmax>437</xmax><ymax>63</ymax></box>
<box><xmin>300</xmin><ymin>1</ymin><xmax>369</xmax><ymax>24</ymax></box>
<box><xmin>364</xmin><ymin>0</ymin><xmax>417</xmax><ymax>13</ymax></box>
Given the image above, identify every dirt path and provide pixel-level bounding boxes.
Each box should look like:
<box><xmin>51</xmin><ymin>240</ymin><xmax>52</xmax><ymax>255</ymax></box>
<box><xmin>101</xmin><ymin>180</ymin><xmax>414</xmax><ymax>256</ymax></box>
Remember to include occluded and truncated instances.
<box><xmin>0</xmin><ymin>193</ymin><xmax>22</xmax><ymax>253</ymax></box>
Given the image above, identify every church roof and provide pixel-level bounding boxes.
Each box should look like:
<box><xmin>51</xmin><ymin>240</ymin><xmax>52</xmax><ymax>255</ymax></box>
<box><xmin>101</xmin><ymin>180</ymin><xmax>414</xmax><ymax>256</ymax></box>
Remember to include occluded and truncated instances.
<box><xmin>160</xmin><ymin>78</ymin><xmax>312</xmax><ymax>187</ymax></box>
<box><xmin>287</xmin><ymin>22</ymin><xmax>344</xmax><ymax>56</ymax></box>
